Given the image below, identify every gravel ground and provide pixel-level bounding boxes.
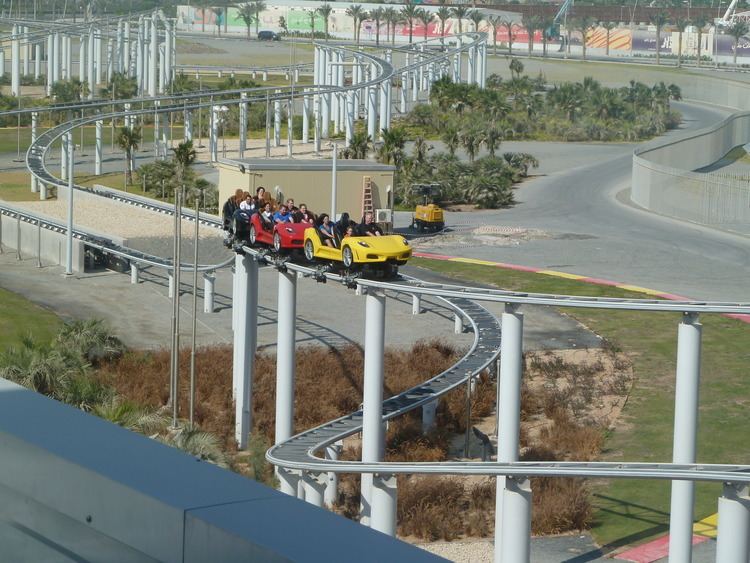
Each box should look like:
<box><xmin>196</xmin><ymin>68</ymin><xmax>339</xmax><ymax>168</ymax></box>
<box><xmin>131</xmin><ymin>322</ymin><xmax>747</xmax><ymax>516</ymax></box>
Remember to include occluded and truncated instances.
<box><xmin>12</xmin><ymin>197</ymin><xmax>229</xmax><ymax>264</ymax></box>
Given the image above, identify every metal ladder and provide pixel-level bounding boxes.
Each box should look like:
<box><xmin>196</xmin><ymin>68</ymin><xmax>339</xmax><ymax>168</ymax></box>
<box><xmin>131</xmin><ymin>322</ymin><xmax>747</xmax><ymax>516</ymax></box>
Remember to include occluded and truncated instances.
<box><xmin>361</xmin><ymin>176</ymin><xmax>374</xmax><ymax>219</ymax></box>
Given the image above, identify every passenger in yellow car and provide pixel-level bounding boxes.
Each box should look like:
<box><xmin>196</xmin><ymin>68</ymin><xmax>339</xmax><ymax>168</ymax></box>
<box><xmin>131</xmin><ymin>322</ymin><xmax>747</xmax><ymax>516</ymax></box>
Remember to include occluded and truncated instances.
<box><xmin>318</xmin><ymin>214</ymin><xmax>337</xmax><ymax>247</ymax></box>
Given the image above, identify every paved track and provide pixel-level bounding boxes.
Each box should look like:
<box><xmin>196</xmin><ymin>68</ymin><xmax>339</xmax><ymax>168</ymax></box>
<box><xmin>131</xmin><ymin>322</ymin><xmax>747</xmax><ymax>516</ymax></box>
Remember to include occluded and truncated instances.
<box><xmin>413</xmin><ymin>101</ymin><xmax>750</xmax><ymax>302</ymax></box>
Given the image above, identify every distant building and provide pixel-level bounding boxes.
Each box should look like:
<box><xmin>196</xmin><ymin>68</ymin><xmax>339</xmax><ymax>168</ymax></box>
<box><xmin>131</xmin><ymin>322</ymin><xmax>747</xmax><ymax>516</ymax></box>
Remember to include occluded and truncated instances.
<box><xmin>218</xmin><ymin>158</ymin><xmax>396</xmax><ymax>221</ymax></box>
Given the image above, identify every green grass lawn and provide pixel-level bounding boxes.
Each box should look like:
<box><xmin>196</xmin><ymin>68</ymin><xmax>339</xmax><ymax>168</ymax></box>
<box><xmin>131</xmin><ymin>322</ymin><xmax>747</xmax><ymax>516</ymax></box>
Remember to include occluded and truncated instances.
<box><xmin>410</xmin><ymin>257</ymin><xmax>750</xmax><ymax>548</ymax></box>
<box><xmin>0</xmin><ymin>171</ymin><xmax>37</xmax><ymax>202</ymax></box>
<box><xmin>0</xmin><ymin>287</ymin><xmax>62</xmax><ymax>351</ymax></box>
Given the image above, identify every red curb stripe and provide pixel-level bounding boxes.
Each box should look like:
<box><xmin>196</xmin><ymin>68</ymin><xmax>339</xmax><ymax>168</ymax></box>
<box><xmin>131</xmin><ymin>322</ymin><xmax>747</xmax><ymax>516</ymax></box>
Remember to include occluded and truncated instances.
<box><xmin>615</xmin><ymin>534</ymin><xmax>709</xmax><ymax>563</ymax></box>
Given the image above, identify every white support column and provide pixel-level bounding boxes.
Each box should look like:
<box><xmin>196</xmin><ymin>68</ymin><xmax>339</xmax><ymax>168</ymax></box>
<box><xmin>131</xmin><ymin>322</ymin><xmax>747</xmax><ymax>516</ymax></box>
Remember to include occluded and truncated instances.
<box><xmin>149</xmin><ymin>15</ymin><xmax>158</xmax><ymax>97</ymax></box>
<box><xmin>164</xmin><ymin>20</ymin><xmax>172</xmax><ymax>89</ymax></box>
<box><xmin>324</xmin><ymin>442</ymin><xmax>342</xmax><ymax>506</ymax></box>
<box><xmin>412</xmin><ymin>294</ymin><xmax>422</xmax><ymax>315</ymax></box>
<box><xmin>184</xmin><ymin>108</ymin><xmax>193</xmax><ymax>142</ymax></box>
<box><xmin>500</xmin><ymin>477</ymin><xmax>532</xmax><ymax>563</ymax></box>
<box><xmin>286</xmin><ymin>99</ymin><xmax>293</xmax><ymax>158</ymax></box>
<box><xmin>378</xmin><ymin>79</ymin><xmax>388</xmax><ymax>139</ymax></box>
<box><xmin>22</xmin><ymin>27</ymin><xmax>30</xmax><ymax>77</ymax></box>
<box><xmin>278</xmin><ymin>467</ymin><xmax>299</xmax><ymax>497</ymax></box>
<box><xmin>400</xmin><ymin>72</ymin><xmax>407</xmax><ymax>114</ymax></box>
<box><xmin>233</xmin><ymin>252</ymin><xmax>259</xmax><ymax>450</ymax></box>
<box><xmin>274</xmin><ymin>93</ymin><xmax>281</xmax><ymax>147</ymax></box>
<box><xmin>87</xmin><ymin>29</ymin><xmax>95</xmax><ymax>99</ymax></box>
<box><xmin>65</xmin><ymin>133</ymin><xmax>74</xmax><ymax>276</ymax></box>
<box><xmin>124</xmin><ymin>21</ymin><xmax>131</xmax><ymax>76</ymax></box>
<box><xmin>367</xmin><ymin>78</ymin><xmax>377</xmax><ymax>140</ymax></box>
<box><xmin>303</xmin><ymin>473</ymin><xmax>326</xmax><ymax>507</ymax></box>
<box><xmin>345</xmin><ymin>90</ymin><xmax>354</xmax><ymax>147</ymax></box>
<box><xmin>467</xmin><ymin>44</ymin><xmax>475</xmax><ymax>86</ymax></box>
<box><xmin>715</xmin><ymin>483</ymin><xmax>750</xmax><ymax>563</ymax></box>
<box><xmin>360</xmin><ymin>289</ymin><xmax>386</xmax><ymax>526</ymax></box>
<box><xmin>421</xmin><ymin>399</ymin><xmax>437</xmax><ymax>433</ymax></box>
<box><xmin>66</xmin><ymin>35</ymin><xmax>72</xmax><ymax>81</ymax></box>
<box><xmin>384</xmin><ymin>52</ymin><xmax>392</xmax><ymax>130</ymax></box>
<box><xmin>274</xmin><ymin>270</ymin><xmax>297</xmax><ymax>449</ymax></box>
<box><xmin>481</xmin><ymin>43</ymin><xmax>487</xmax><ymax>88</ymax></box>
<box><xmin>456</xmin><ymin>37</ymin><xmax>463</xmax><ymax>81</ymax></box>
<box><xmin>61</xmin><ymin>133</ymin><xmax>68</xmax><ymax>181</ymax></box>
<box><xmin>454</xmin><ymin>313</ymin><xmax>464</xmax><ymax>333</ymax></box>
<box><xmin>668</xmin><ymin>312</ymin><xmax>702</xmax><ymax>563</ymax></box>
<box><xmin>136</xmin><ymin>23</ymin><xmax>143</xmax><ymax>93</ymax></box>
<box><xmin>371</xmin><ymin>474</ymin><xmax>398</xmax><ymax>536</ymax></box>
<box><xmin>115</xmin><ymin>20</ymin><xmax>123</xmax><ymax>74</ymax></box>
<box><xmin>302</xmin><ymin>92</ymin><xmax>310</xmax><ymax>144</ymax></box>
<box><xmin>210</xmin><ymin>105</ymin><xmax>218</xmax><ymax>162</ymax></box>
<box><xmin>95</xmin><ymin>120</ymin><xmax>103</xmax><ymax>175</ymax></box>
<box><xmin>158</xmin><ymin>43</ymin><xmax>165</xmax><ymax>94</ymax></box>
<box><xmin>79</xmin><ymin>35</ymin><xmax>86</xmax><ymax>81</ymax></box>
<box><xmin>34</xmin><ymin>44</ymin><xmax>41</xmax><ymax>80</ymax></box>
<box><xmin>411</xmin><ymin>69</ymin><xmax>418</xmax><ymax>102</ymax></box>
<box><xmin>94</xmin><ymin>29</ymin><xmax>102</xmax><ymax>84</ymax></box>
<box><xmin>239</xmin><ymin>92</ymin><xmax>248</xmax><ymax>157</ymax></box>
<box><xmin>494</xmin><ymin>303</ymin><xmax>524</xmax><ymax>563</ymax></box>
<box><xmin>11</xmin><ymin>25</ymin><xmax>20</xmax><ymax>97</ymax></box>
<box><xmin>106</xmin><ymin>40</ymin><xmax>114</xmax><ymax>83</ymax></box>
<box><xmin>130</xmin><ymin>262</ymin><xmax>140</xmax><ymax>284</ymax></box>
<box><xmin>30</xmin><ymin>113</ymin><xmax>38</xmax><ymax>193</ymax></box>
<box><xmin>203</xmin><ymin>272</ymin><xmax>215</xmax><ymax>313</ymax></box>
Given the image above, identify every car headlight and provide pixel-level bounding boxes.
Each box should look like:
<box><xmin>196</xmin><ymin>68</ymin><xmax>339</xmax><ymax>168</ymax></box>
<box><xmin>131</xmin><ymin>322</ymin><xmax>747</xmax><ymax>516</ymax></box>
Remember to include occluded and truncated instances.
<box><xmin>286</xmin><ymin>228</ymin><xmax>294</xmax><ymax>233</ymax></box>
<box><xmin>357</xmin><ymin>241</ymin><xmax>370</xmax><ymax>248</ymax></box>
<box><xmin>402</xmin><ymin>238</ymin><xmax>409</xmax><ymax>245</ymax></box>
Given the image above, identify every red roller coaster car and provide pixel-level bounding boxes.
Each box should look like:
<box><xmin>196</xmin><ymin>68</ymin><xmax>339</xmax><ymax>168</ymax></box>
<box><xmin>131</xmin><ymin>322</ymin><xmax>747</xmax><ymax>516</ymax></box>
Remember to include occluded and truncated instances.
<box><xmin>234</xmin><ymin>211</ymin><xmax>307</xmax><ymax>252</ymax></box>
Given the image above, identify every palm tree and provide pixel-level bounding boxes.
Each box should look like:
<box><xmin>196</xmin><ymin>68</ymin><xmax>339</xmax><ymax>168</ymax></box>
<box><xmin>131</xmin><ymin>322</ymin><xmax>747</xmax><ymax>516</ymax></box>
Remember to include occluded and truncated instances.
<box><xmin>371</xmin><ymin>7</ymin><xmax>385</xmax><ymax>47</ymax></box>
<box><xmin>483</xmin><ymin>125</ymin><xmax>502</xmax><ymax>157</ymax></box>
<box><xmin>650</xmin><ymin>12</ymin><xmax>670</xmax><ymax>66</ymax></box>
<box><xmin>56</xmin><ymin>319</ymin><xmax>123</xmax><ymax>367</ymax></box>
<box><xmin>346</xmin><ymin>4</ymin><xmax>366</xmax><ymax>45</ymax></box>
<box><xmin>160</xmin><ymin>428</ymin><xmax>229</xmax><ymax>468</ymax></box>
<box><xmin>172</xmin><ymin>140</ymin><xmax>197</xmax><ymax>187</ymax></box>
<box><xmin>251</xmin><ymin>0</ymin><xmax>266</xmax><ymax>38</ymax></box>
<box><xmin>522</xmin><ymin>15</ymin><xmax>540</xmax><ymax>56</ymax></box>
<box><xmin>377</xmin><ymin>127</ymin><xmax>408</xmax><ymax>167</ymax></box>
<box><xmin>383</xmin><ymin>7</ymin><xmax>399</xmax><ymax>46</ymax></box>
<box><xmin>401</xmin><ymin>1</ymin><xmax>419</xmax><ymax>44</ymax></box>
<box><xmin>600</xmin><ymin>21</ymin><xmax>617</xmax><ymax>57</ymax></box>
<box><xmin>317</xmin><ymin>2</ymin><xmax>333</xmax><ymax>42</ymax></box>
<box><xmin>238</xmin><ymin>3</ymin><xmax>255</xmax><ymax>39</ymax></box>
<box><xmin>117</xmin><ymin>125</ymin><xmax>141</xmax><ymax>185</ymax></box>
<box><xmin>469</xmin><ymin>10</ymin><xmax>484</xmax><ymax>33</ymax></box>
<box><xmin>460</xmin><ymin>128</ymin><xmax>481</xmax><ymax>162</ymax></box>
<box><xmin>727</xmin><ymin>20</ymin><xmax>749</xmax><ymax>67</ymax></box>
<box><xmin>692</xmin><ymin>16</ymin><xmax>709</xmax><ymax>68</ymax></box>
<box><xmin>509</xmin><ymin>57</ymin><xmax>524</xmax><ymax>79</ymax></box>
<box><xmin>575</xmin><ymin>16</ymin><xmax>595</xmax><ymax>61</ymax></box>
<box><xmin>501</xmin><ymin>18</ymin><xmax>516</xmax><ymax>55</ymax></box>
<box><xmin>441</xmin><ymin>125</ymin><xmax>459</xmax><ymax>156</ymax></box>
<box><xmin>437</xmin><ymin>4</ymin><xmax>451</xmax><ymax>38</ymax></box>
<box><xmin>94</xmin><ymin>396</ymin><xmax>167</xmax><ymax>434</ymax></box>
<box><xmin>308</xmin><ymin>9</ymin><xmax>316</xmax><ymax>44</ymax></box>
<box><xmin>347</xmin><ymin>131</ymin><xmax>372</xmax><ymax>159</ymax></box>
<box><xmin>451</xmin><ymin>5</ymin><xmax>470</xmax><ymax>35</ymax></box>
<box><xmin>417</xmin><ymin>8</ymin><xmax>434</xmax><ymax>41</ymax></box>
<box><xmin>675</xmin><ymin>17</ymin><xmax>689</xmax><ymax>67</ymax></box>
<box><xmin>488</xmin><ymin>15</ymin><xmax>501</xmax><ymax>55</ymax></box>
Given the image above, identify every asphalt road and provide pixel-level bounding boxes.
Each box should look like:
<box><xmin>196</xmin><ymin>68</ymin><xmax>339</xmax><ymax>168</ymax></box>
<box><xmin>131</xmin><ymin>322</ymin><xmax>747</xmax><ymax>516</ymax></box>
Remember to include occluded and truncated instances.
<box><xmin>413</xmin><ymin>100</ymin><xmax>750</xmax><ymax>302</ymax></box>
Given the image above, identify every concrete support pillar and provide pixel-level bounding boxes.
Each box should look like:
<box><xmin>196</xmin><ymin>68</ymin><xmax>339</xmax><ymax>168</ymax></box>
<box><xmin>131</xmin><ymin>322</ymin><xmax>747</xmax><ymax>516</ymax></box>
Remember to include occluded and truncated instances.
<box><xmin>130</xmin><ymin>262</ymin><xmax>140</xmax><ymax>284</ymax></box>
<box><xmin>500</xmin><ymin>478</ymin><xmax>532</xmax><ymax>563</ymax></box>
<box><xmin>454</xmin><ymin>313</ymin><xmax>464</xmax><ymax>333</ymax></box>
<box><xmin>61</xmin><ymin>133</ymin><xmax>68</xmax><ymax>181</ymax></box>
<box><xmin>314</xmin><ymin>94</ymin><xmax>321</xmax><ymax>154</ymax></box>
<box><xmin>467</xmin><ymin>45</ymin><xmax>475</xmax><ymax>86</ymax></box>
<box><xmin>34</xmin><ymin>44</ymin><xmax>41</xmax><ymax>80</ymax></box>
<box><xmin>302</xmin><ymin>92</ymin><xmax>310</xmax><ymax>144</ymax></box>
<box><xmin>400</xmin><ymin>72</ymin><xmax>407</xmax><ymax>114</ymax></box>
<box><xmin>0</xmin><ymin>48</ymin><xmax>5</xmax><ymax>79</ymax></box>
<box><xmin>210</xmin><ymin>105</ymin><xmax>219</xmax><ymax>162</ymax></box>
<box><xmin>66</xmin><ymin>35</ymin><xmax>72</xmax><ymax>81</ymax></box>
<box><xmin>239</xmin><ymin>92</ymin><xmax>248</xmax><ymax>157</ymax></box>
<box><xmin>278</xmin><ymin>467</ymin><xmax>299</xmax><ymax>497</ymax></box>
<box><xmin>274</xmin><ymin>271</ymin><xmax>297</xmax><ymax>448</ymax></box>
<box><xmin>39</xmin><ymin>182</ymin><xmax>47</xmax><ymax>201</ymax></box>
<box><xmin>384</xmin><ymin>51</ymin><xmax>392</xmax><ymax>129</ymax></box>
<box><xmin>274</xmin><ymin>93</ymin><xmax>281</xmax><ymax>147</ymax></box>
<box><xmin>149</xmin><ymin>15</ymin><xmax>158</xmax><ymax>97</ymax></box>
<box><xmin>715</xmin><ymin>483</ymin><xmax>750</xmax><ymax>563</ymax></box>
<box><xmin>303</xmin><ymin>473</ymin><xmax>326</xmax><ymax>507</ymax></box>
<box><xmin>95</xmin><ymin>120</ymin><xmax>103</xmax><ymax>175</ymax></box>
<box><xmin>79</xmin><ymin>35</ymin><xmax>86</xmax><ymax>81</ymax></box>
<box><xmin>65</xmin><ymin>133</ymin><xmax>75</xmax><ymax>276</ymax></box>
<box><xmin>456</xmin><ymin>37</ymin><xmax>463</xmax><ymax>81</ymax></box>
<box><xmin>324</xmin><ymin>442</ymin><xmax>342</xmax><ymax>507</ymax></box>
<box><xmin>30</xmin><ymin>113</ymin><xmax>38</xmax><ymax>193</ymax></box>
<box><xmin>124</xmin><ymin>21</ymin><xmax>131</xmax><ymax>76</ymax></box>
<box><xmin>360</xmin><ymin>289</ymin><xmax>386</xmax><ymax>526</ymax></box>
<box><xmin>11</xmin><ymin>25</ymin><xmax>20</xmax><ymax>97</ymax></box>
<box><xmin>412</xmin><ymin>69</ymin><xmax>418</xmax><ymax>102</ymax></box>
<box><xmin>367</xmin><ymin>79</ymin><xmax>377</xmax><ymax>140</ymax></box>
<box><xmin>233</xmin><ymin>252</ymin><xmax>259</xmax><ymax>450</ymax></box>
<box><xmin>286</xmin><ymin>99</ymin><xmax>293</xmax><ymax>158</ymax></box>
<box><xmin>203</xmin><ymin>272</ymin><xmax>215</xmax><ymax>313</ymax></box>
<box><xmin>136</xmin><ymin>23</ymin><xmax>143</xmax><ymax>93</ymax></box>
<box><xmin>421</xmin><ymin>399</ymin><xmax>437</xmax><ymax>433</ymax></box>
<box><xmin>494</xmin><ymin>304</ymin><xmax>524</xmax><ymax>562</ymax></box>
<box><xmin>94</xmin><ymin>30</ymin><xmax>102</xmax><ymax>84</ymax></box>
<box><xmin>168</xmin><ymin>270</ymin><xmax>175</xmax><ymax>299</ymax></box>
<box><xmin>378</xmin><ymin>79</ymin><xmax>388</xmax><ymax>139</ymax></box>
<box><xmin>371</xmin><ymin>474</ymin><xmax>398</xmax><ymax>536</ymax></box>
<box><xmin>668</xmin><ymin>312</ymin><xmax>702</xmax><ymax>563</ymax></box>
<box><xmin>345</xmin><ymin>90</ymin><xmax>354</xmax><ymax>147</ymax></box>
<box><xmin>164</xmin><ymin>20</ymin><xmax>172</xmax><ymax>89</ymax></box>
<box><xmin>184</xmin><ymin>108</ymin><xmax>193</xmax><ymax>142</ymax></box>
<box><xmin>412</xmin><ymin>294</ymin><xmax>422</xmax><ymax>315</ymax></box>
<box><xmin>106</xmin><ymin>40</ymin><xmax>113</xmax><ymax>83</ymax></box>
<box><xmin>22</xmin><ymin>27</ymin><xmax>30</xmax><ymax>77</ymax></box>
<box><xmin>87</xmin><ymin>29</ymin><xmax>95</xmax><ymax>99</ymax></box>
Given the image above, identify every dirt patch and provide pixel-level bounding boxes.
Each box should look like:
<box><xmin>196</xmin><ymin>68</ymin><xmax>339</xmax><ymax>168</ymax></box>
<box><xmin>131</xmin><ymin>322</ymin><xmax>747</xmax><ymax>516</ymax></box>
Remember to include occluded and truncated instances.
<box><xmin>412</xmin><ymin>225</ymin><xmax>550</xmax><ymax>249</ymax></box>
<box><xmin>176</xmin><ymin>40</ymin><xmax>227</xmax><ymax>54</ymax></box>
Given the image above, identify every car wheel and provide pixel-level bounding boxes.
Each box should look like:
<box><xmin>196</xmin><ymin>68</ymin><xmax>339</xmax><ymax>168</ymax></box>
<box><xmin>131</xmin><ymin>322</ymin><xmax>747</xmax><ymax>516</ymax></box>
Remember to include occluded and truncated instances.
<box><xmin>342</xmin><ymin>246</ymin><xmax>354</xmax><ymax>268</ymax></box>
<box><xmin>304</xmin><ymin>239</ymin><xmax>315</xmax><ymax>262</ymax></box>
<box><xmin>273</xmin><ymin>232</ymin><xmax>282</xmax><ymax>253</ymax></box>
<box><xmin>248</xmin><ymin>224</ymin><xmax>257</xmax><ymax>245</ymax></box>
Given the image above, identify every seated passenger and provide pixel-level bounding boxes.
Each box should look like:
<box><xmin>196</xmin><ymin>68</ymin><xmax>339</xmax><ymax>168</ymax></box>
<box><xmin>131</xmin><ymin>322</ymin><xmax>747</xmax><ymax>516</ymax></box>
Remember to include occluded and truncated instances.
<box><xmin>318</xmin><ymin>214</ymin><xmax>336</xmax><ymax>248</ymax></box>
<box><xmin>222</xmin><ymin>188</ymin><xmax>243</xmax><ymax>231</ymax></box>
<box><xmin>285</xmin><ymin>198</ymin><xmax>298</xmax><ymax>213</ymax></box>
<box><xmin>260</xmin><ymin>203</ymin><xmax>273</xmax><ymax>231</ymax></box>
<box><xmin>295</xmin><ymin>204</ymin><xmax>315</xmax><ymax>224</ymax></box>
<box><xmin>343</xmin><ymin>226</ymin><xmax>355</xmax><ymax>239</ymax></box>
<box><xmin>360</xmin><ymin>212</ymin><xmax>383</xmax><ymax>236</ymax></box>
<box><xmin>273</xmin><ymin>205</ymin><xmax>292</xmax><ymax>224</ymax></box>
<box><xmin>239</xmin><ymin>192</ymin><xmax>255</xmax><ymax>212</ymax></box>
<box><xmin>336</xmin><ymin>212</ymin><xmax>354</xmax><ymax>238</ymax></box>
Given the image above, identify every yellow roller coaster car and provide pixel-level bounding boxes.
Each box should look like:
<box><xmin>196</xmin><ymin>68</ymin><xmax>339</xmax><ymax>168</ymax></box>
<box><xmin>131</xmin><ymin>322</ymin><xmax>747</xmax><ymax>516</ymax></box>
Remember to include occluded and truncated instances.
<box><xmin>303</xmin><ymin>228</ymin><xmax>412</xmax><ymax>272</ymax></box>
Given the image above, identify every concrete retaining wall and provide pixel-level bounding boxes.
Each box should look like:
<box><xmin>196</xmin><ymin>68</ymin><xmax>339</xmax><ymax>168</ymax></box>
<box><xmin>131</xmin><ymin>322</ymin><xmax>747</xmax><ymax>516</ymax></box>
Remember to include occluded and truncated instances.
<box><xmin>0</xmin><ymin>212</ymin><xmax>86</xmax><ymax>272</ymax></box>
<box><xmin>631</xmin><ymin>75</ymin><xmax>750</xmax><ymax>232</ymax></box>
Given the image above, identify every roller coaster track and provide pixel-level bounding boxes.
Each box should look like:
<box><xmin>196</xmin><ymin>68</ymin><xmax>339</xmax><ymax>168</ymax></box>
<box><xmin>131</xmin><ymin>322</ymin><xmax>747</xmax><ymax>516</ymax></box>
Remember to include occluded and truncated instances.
<box><xmin>11</xmin><ymin>28</ymin><xmax>750</xmax><ymax>558</ymax></box>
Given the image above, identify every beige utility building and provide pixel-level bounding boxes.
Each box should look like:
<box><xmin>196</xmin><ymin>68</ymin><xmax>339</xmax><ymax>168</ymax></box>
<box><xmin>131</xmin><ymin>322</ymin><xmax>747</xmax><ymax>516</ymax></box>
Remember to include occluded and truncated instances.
<box><xmin>217</xmin><ymin>158</ymin><xmax>396</xmax><ymax>221</ymax></box>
